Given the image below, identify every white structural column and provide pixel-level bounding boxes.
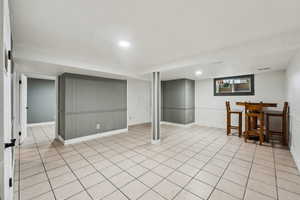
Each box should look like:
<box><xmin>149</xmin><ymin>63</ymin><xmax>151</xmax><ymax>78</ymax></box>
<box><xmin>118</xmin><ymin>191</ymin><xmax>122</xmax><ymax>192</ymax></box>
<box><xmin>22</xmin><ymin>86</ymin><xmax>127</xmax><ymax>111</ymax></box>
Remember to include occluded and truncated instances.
<box><xmin>152</xmin><ymin>72</ymin><xmax>161</xmax><ymax>144</ymax></box>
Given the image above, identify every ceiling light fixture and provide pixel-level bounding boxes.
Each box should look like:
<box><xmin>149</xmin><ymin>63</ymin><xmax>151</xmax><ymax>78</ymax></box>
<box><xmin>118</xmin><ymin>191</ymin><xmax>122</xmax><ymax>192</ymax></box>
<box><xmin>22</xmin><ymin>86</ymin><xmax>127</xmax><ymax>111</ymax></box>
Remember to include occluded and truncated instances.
<box><xmin>195</xmin><ymin>70</ymin><xmax>203</xmax><ymax>76</ymax></box>
<box><xmin>118</xmin><ymin>40</ymin><xmax>131</xmax><ymax>48</ymax></box>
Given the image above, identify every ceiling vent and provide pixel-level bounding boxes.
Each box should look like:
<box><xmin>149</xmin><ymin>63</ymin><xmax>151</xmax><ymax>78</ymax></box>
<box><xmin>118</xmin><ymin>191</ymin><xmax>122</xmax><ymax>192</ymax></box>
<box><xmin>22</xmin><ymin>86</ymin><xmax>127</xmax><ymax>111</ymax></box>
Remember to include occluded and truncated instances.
<box><xmin>257</xmin><ymin>67</ymin><xmax>271</xmax><ymax>71</ymax></box>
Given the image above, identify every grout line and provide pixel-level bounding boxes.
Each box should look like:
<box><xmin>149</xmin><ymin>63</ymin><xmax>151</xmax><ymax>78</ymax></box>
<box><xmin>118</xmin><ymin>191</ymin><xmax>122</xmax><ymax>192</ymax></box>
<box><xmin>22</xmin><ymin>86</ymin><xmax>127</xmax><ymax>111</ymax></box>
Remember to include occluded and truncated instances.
<box><xmin>18</xmin><ymin>125</ymin><xmax>299</xmax><ymax>200</ymax></box>
<box><xmin>170</xmin><ymin>133</ymin><xmax>237</xmax><ymax>200</ymax></box>
<box><xmin>30</xmin><ymin>127</ymin><xmax>58</xmax><ymax>200</ymax></box>
<box><xmin>272</xmin><ymin>144</ymin><xmax>280</xmax><ymax>200</ymax></box>
<box><xmin>206</xmin><ymin>139</ymin><xmax>244</xmax><ymax>200</ymax></box>
<box><xmin>40</xmin><ymin>125</ymin><xmax>95</xmax><ymax>200</ymax></box>
<box><xmin>241</xmin><ymin>143</ymin><xmax>257</xmax><ymax>200</ymax></box>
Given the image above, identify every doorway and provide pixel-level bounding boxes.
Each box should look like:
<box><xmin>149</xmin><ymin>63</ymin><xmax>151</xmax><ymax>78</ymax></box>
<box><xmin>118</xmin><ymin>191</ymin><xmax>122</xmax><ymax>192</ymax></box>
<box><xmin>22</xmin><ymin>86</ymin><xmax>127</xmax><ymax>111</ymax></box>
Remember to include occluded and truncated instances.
<box><xmin>19</xmin><ymin>74</ymin><xmax>58</xmax><ymax>144</ymax></box>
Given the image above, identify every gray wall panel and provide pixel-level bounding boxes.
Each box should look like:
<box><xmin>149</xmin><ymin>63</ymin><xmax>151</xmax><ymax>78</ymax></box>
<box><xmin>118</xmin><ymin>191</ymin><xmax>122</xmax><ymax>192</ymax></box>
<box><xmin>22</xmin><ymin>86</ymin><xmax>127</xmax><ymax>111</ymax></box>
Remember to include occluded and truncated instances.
<box><xmin>59</xmin><ymin>73</ymin><xmax>127</xmax><ymax>140</ymax></box>
<box><xmin>27</xmin><ymin>78</ymin><xmax>55</xmax><ymax>123</ymax></box>
<box><xmin>162</xmin><ymin>79</ymin><xmax>195</xmax><ymax>124</ymax></box>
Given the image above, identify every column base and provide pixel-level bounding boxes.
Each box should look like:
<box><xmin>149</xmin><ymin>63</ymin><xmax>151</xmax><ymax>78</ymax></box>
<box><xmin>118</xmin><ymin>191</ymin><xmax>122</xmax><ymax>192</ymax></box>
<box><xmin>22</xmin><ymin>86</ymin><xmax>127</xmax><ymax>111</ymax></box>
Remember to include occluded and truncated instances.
<box><xmin>151</xmin><ymin>139</ymin><xmax>161</xmax><ymax>145</ymax></box>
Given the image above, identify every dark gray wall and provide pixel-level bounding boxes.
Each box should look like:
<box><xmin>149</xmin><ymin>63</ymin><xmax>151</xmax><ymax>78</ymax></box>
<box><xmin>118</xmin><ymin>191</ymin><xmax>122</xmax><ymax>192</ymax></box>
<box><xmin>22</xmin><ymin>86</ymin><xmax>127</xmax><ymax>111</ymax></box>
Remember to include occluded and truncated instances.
<box><xmin>58</xmin><ymin>73</ymin><xmax>127</xmax><ymax>140</ymax></box>
<box><xmin>162</xmin><ymin>79</ymin><xmax>195</xmax><ymax>124</ymax></box>
<box><xmin>27</xmin><ymin>78</ymin><xmax>55</xmax><ymax>123</ymax></box>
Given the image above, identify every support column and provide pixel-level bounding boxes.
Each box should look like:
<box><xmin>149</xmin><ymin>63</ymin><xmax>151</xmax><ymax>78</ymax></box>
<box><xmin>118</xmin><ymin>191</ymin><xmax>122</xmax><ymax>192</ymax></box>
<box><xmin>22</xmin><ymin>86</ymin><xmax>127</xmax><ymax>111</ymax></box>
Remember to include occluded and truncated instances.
<box><xmin>152</xmin><ymin>72</ymin><xmax>160</xmax><ymax>144</ymax></box>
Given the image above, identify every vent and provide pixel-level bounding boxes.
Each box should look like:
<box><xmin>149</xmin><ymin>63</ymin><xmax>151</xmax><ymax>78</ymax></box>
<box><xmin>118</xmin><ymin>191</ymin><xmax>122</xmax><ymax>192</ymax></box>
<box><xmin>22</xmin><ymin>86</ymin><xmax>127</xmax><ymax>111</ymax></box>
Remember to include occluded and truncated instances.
<box><xmin>257</xmin><ymin>67</ymin><xmax>271</xmax><ymax>71</ymax></box>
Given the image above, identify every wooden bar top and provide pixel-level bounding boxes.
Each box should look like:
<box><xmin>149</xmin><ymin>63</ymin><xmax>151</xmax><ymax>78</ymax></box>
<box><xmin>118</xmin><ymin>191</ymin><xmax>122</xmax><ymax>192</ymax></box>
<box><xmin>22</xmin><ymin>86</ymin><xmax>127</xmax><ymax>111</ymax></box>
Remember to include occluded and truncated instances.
<box><xmin>236</xmin><ymin>102</ymin><xmax>277</xmax><ymax>107</ymax></box>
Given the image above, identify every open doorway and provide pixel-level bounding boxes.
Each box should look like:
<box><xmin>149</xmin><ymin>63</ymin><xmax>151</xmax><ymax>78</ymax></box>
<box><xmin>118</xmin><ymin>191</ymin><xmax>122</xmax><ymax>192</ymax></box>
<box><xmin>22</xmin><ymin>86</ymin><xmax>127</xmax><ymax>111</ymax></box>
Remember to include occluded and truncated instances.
<box><xmin>19</xmin><ymin>74</ymin><xmax>58</xmax><ymax>144</ymax></box>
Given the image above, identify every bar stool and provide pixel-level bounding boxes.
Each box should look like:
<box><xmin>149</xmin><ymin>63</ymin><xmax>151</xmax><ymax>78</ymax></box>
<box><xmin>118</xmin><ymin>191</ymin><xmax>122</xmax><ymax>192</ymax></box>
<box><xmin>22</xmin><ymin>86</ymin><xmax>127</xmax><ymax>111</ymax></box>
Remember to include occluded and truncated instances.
<box><xmin>226</xmin><ymin>101</ymin><xmax>243</xmax><ymax>137</ymax></box>
<box><xmin>245</xmin><ymin>103</ymin><xmax>265</xmax><ymax>145</ymax></box>
<box><xmin>266</xmin><ymin>102</ymin><xmax>289</xmax><ymax>145</ymax></box>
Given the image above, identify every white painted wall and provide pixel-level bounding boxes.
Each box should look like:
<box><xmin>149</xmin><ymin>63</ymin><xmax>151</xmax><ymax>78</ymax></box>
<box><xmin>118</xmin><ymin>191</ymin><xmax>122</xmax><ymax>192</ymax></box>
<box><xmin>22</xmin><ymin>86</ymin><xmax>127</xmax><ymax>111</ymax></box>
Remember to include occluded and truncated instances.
<box><xmin>286</xmin><ymin>52</ymin><xmax>300</xmax><ymax>170</ymax></box>
<box><xmin>127</xmin><ymin>79</ymin><xmax>151</xmax><ymax>126</ymax></box>
<box><xmin>195</xmin><ymin>70</ymin><xmax>286</xmax><ymax>129</ymax></box>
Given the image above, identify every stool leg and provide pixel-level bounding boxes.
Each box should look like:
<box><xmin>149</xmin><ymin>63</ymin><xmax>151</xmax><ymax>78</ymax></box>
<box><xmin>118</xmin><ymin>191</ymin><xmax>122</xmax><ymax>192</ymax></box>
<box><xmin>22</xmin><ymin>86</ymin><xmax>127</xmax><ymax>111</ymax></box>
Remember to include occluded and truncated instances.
<box><xmin>245</xmin><ymin>115</ymin><xmax>248</xmax><ymax>143</ymax></box>
<box><xmin>238</xmin><ymin>113</ymin><xmax>242</xmax><ymax>137</ymax></box>
<box><xmin>227</xmin><ymin>113</ymin><xmax>231</xmax><ymax>135</ymax></box>
<box><xmin>282</xmin><ymin>115</ymin><xmax>286</xmax><ymax>145</ymax></box>
<box><xmin>266</xmin><ymin>115</ymin><xmax>270</xmax><ymax>143</ymax></box>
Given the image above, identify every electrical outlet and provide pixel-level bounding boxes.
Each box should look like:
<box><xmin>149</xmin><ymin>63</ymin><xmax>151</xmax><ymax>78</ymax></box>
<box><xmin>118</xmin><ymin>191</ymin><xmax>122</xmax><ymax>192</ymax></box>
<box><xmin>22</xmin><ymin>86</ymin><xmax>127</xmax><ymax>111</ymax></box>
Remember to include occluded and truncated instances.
<box><xmin>96</xmin><ymin>123</ymin><xmax>101</xmax><ymax>130</ymax></box>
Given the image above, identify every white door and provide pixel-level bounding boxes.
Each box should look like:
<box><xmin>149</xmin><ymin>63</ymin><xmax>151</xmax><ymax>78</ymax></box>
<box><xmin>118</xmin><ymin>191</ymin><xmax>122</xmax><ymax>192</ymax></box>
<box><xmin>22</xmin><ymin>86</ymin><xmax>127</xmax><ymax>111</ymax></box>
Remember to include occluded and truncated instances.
<box><xmin>1</xmin><ymin>0</ymin><xmax>14</xmax><ymax>199</ymax></box>
<box><xmin>0</xmin><ymin>66</ymin><xmax>14</xmax><ymax>200</ymax></box>
<box><xmin>20</xmin><ymin>74</ymin><xmax>27</xmax><ymax>143</ymax></box>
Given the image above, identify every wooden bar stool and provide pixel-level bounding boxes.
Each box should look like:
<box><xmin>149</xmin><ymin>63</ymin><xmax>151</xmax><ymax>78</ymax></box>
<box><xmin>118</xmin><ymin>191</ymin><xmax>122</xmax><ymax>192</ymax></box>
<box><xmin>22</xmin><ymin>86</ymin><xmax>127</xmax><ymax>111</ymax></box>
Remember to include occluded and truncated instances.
<box><xmin>245</xmin><ymin>103</ymin><xmax>265</xmax><ymax>145</ymax></box>
<box><xmin>226</xmin><ymin>101</ymin><xmax>243</xmax><ymax>137</ymax></box>
<box><xmin>266</xmin><ymin>102</ymin><xmax>289</xmax><ymax>145</ymax></box>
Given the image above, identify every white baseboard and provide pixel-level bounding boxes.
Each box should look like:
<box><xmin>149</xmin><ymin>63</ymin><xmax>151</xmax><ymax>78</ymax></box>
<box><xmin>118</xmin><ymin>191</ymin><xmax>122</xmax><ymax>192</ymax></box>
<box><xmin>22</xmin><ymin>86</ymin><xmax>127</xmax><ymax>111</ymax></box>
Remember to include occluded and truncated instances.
<box><xmin>58</xmin><ymin>128</ymin><xmax>128</xmax><ymax>145</ymax></box>
<box><xmin>27</xmin><ymin>121</ymin><xmax>55</xmax><ymax>127</ymax></box>
<box><xmin>160</xmin><ymin>121</ymin><xmax>196</xmax><ymax>127</ymax></box>
<box><xmin>290</xmin><ymin>146</ymin><xmax>300</xmax><ymax>172</ymax></box>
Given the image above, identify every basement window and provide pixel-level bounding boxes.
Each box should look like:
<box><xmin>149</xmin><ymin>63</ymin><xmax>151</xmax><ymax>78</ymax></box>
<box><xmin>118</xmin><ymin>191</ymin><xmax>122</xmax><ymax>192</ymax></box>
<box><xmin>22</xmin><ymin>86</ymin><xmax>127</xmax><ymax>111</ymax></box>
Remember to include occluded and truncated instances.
<box><xmin>214</xmin><ymin>74</ymin><xmax>255</xmax><ymax>96</ymax></box>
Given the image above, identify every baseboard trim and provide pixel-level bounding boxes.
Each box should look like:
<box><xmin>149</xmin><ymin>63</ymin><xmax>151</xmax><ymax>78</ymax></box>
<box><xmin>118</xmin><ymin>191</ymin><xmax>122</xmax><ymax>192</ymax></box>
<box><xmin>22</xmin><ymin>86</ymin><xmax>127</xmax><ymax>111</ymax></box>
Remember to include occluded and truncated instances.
<box><xmin>27</xmin><ymin>121</ymin><xmax>55</xmax><ymax>127</ymax></box>
<box><xmin>160</xmin><ymin>121</ymin><xmax>196</xmax><ymax>127</ymax></box>
<box><xmin>290</xmin><ymin>146</ymin><xmax>300</xmax><ymax>172</ymax></box>
<box><xmin>58</xmin><ymin>128</ymin><xmax>128</xmax><ymax>145</ymax></box>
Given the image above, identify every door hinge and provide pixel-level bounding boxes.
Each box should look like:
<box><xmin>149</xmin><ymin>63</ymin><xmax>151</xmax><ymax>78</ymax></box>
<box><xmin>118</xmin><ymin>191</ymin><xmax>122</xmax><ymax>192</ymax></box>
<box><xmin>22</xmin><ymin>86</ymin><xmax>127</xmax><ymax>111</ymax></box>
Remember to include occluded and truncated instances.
<box><xmin>19</xmin><ymin>80</ymin><xmax>22</xmax><ymax>84</ymax></box>
<box><xmin>8</xmin><ymin>50</ymin><xmax>12</xmax><ymax>60</ymax></box>
<box><xmin>9</xmin><ymin>178</ymin><xmax>12</xmax><ymax>187</ymax></box>
<box><xmin>4</xmin><ymin>138</ymin><xmax>16</xmax><ymax>148</ymax></box>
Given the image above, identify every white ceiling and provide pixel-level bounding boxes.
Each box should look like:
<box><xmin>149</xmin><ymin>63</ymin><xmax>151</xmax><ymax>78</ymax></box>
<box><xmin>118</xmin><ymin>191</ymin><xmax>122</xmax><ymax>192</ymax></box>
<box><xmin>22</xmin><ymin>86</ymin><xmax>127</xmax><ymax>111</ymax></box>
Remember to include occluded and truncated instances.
<box><xmin>10</xmin><ymin>0</ymin><xmax>300</xmax><ymax>80</ymax></box>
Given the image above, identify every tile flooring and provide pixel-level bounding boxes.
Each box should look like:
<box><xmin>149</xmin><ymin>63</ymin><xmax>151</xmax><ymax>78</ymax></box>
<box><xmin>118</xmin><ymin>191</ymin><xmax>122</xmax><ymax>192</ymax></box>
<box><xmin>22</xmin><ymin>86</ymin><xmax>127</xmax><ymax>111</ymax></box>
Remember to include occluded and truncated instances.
<box><xmin>14</xmin><ymin>124</ymin><xmax>300</xmax><ymax>200</ymax></box>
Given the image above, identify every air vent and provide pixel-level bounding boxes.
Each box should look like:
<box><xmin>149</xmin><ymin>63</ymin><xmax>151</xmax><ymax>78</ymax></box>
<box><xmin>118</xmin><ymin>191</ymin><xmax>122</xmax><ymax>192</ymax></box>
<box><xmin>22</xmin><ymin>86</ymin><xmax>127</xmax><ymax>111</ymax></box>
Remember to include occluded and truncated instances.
<box><xmin>257</xmin><ymin>67</ymin><xmax>271</xmax><ymax>71</ymax></box>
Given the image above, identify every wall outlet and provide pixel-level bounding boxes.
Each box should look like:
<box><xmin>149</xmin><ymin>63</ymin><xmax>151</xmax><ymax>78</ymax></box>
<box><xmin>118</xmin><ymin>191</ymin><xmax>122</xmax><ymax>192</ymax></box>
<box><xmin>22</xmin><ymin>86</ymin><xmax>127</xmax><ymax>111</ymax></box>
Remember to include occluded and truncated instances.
<box><xmin>96</xmin><ymin>123</ymin><xmax>101</xmax><ymax>130</ymax></box>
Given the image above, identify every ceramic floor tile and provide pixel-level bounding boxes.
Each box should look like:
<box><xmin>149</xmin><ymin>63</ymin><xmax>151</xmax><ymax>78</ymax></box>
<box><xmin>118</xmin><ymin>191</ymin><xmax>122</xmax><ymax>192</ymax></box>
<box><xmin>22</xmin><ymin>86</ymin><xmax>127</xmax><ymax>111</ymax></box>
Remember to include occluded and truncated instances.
<box><xmin>87</xmin><ymin>180</ymin><xmax>117</xmax><ymax>200</ymax></box>
<box><xmin>209</xmin><ymin>189</ymin><xmax>239</xmax><ymax>200</ymax></box>
<box><xmin>138</xmin><ymin>190</ymin><xmax>165</xmax><ymax>200</ymax></box>
<box><xmin>110</xmin><ymin>172</ymin><xmax>135</xmax><ymax>188</ymax></box>
<box><xmin>20</xmin><ymin>181</ymin><xmax>51</xmax><ymax>200</ymax></box>
<box><xmin>244</xmin><ymin>189</ymin><xmax>275</xmax><ymax>200</ymax></box>
<box><xmin>17</xmin><ymin>125</ymin><xmax>300</xmax><ymax>200</ymax></box>
<box><xmin>53</xmin><ymin>180</ymin><xmax>84</xmax><ymax>200</ymax></box>
<box><xmin>195</xmin><ymin>170</ymin><xmax>220</xmax><ymax>187</ymax></box>
<box><xmin>185</xmin><ymin>179</ymin><xmax>214</xmax><ymax>200</ymax></box>
<box><xmin>153</xmin><ymin>179</ymin><xmax>182</xmax><ymax>200</ymax></box>
<box><xmin>216</xmin><ymin>178</ymin><xmax>245</xmax><ymax>199</ymax></box>
<box><xmin>173</xmin><ymin>190</ymin><xmax>203</xmax><ymax>200</ymax></box>
<box><xmin>121</xmin><ymin>180</ymin><xmax>149</xmax><ymax>200</ymax></box>
<box><xmin>167</xmin><ymin>171</ymin><xmax>192</xmax><ymax>187</ymax></box>
<box><xmin>80</xmin><ymin>172</ymin><xmax>105</xmax><ymax>189</ymax></box>
<box><xmin>138</xmin><ymin>171</ymin><xmax>164</xmax><ymax>188</ymax></box>
<box><xmin>50</xmin><ymin>172</ymin><xmax>77</xmax><ymax>189</ymax></box>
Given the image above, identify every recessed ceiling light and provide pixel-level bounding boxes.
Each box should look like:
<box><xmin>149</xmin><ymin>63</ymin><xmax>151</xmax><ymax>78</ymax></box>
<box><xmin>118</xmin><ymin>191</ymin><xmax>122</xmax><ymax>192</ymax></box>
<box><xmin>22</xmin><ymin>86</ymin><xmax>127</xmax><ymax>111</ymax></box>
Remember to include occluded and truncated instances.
<box><xmin>195</xmin><ymin>70</ymin><xmax>203</xmax><ymax>76</ymax></box>
<box><xmin>118</xmin><ymin>40</ymin><xmax>131</xmax><ymax>48</ymax></box>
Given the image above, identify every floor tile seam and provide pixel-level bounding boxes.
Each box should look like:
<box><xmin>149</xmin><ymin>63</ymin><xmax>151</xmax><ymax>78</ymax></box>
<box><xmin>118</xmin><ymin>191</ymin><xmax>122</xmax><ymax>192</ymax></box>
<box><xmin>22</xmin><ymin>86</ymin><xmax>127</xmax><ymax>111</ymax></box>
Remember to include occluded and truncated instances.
<box><xmin>72</xmin><ymin>142</ymin><xmax>132</xmax><ymax>200</ymax></box>
<box><xmin>241</xmin><ymin>143</ymin><xmax>257</xmax><ymax>200</ymax></box>
<box><xmin>29</xmin><ymin>129</ymin><xmax>58</xmax><ymax>200</ymax></box>
<box><xmin>205</xmin><ymin>140</ymin><xmax>244</xmax><ymax>200</ymax></box>
<box><xmin>169</xmin><ymin>132</ymin><xmax>235</xmax><ymax>200</ymax></box>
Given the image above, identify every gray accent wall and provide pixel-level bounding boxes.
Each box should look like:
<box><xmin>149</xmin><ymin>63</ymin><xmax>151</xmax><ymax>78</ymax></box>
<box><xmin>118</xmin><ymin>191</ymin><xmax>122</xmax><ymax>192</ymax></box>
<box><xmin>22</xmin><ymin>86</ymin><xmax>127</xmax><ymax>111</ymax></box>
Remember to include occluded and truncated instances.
<box><xmin>58</xmin><ymin>73</ymin><xmax>127</xmax><ymax>140</ymax></box>
<box><xmin>27</xmin><ymin>78</ymin><xmax>55</xmax><ymax>123</ymax></box>
<box><xmin>162</xmin><ymin>79</ymin><xmax>195</xmax><ymax>124</ymax></box>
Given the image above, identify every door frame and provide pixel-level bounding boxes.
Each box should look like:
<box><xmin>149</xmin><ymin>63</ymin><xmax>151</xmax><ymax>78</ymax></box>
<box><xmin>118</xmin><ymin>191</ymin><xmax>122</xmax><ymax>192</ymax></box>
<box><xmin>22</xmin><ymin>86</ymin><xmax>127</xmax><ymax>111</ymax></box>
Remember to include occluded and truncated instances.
<box><xmin>19</xmin><ymin>73</ymin><xmax>58</xmax><ymax>142</ymax></box>
<box><xmin>1</xmin><ymin>0</ymin><xmax>14</xmax><ymax>199</ymax></box>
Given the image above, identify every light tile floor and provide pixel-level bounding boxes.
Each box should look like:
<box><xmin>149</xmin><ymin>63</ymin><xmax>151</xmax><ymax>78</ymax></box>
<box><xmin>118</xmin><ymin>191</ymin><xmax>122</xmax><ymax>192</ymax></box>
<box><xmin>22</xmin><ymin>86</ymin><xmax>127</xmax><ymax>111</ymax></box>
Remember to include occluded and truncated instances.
<box><xmin>14</xmin><ymin>124</ymin><xmax>300</xmax><ymax>200</ymax></box>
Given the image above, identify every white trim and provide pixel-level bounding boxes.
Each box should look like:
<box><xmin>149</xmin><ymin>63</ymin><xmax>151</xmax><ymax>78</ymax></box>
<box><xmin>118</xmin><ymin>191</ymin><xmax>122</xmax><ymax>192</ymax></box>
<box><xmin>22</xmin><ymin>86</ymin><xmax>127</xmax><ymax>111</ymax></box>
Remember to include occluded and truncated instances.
<box><xmin>27</xmin><ymin>121</ymin><xmax>55</xmax><ymax>127</ymax></box>
<box><xmin>58</xmin><ymin>128</ymin><xmax>128</xmax><ymax>145</ymax></box>
<box><xmin>55</xmin><ymin>76</ymin><xmax>59</xmax><ymax>139</ymax></box>
<box><xmin>151</xmin><ymin>139</ymin><xmax>161</xmax><ymax>144</ymax></box>
<box><xmin>291</xmin><ymin>145</ymin><xmax>300</xmax><ymax>172</ymax></box>
<box><xmin>24</xmin><ymin>73</ymin><xmax>56</xmax><ymax>80</ymax></box>
<box><xmin>160</xmin><ymin>121</ymin><xmax>196</xmax><ymax>127</ymax></box>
